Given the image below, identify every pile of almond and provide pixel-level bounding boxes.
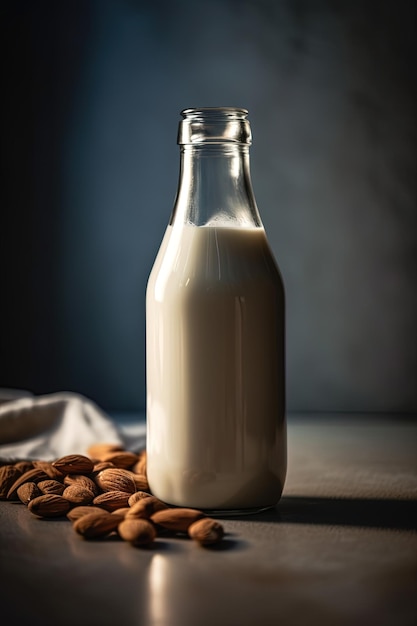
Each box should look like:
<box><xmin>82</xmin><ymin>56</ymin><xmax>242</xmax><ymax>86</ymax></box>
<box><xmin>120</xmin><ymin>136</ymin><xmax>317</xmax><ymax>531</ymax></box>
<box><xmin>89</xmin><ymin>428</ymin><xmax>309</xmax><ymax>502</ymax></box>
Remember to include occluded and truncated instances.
<box><xmin>0</xmin><ymin>444</ymin><xmax>225</xmax><ymax>548</ymax></box>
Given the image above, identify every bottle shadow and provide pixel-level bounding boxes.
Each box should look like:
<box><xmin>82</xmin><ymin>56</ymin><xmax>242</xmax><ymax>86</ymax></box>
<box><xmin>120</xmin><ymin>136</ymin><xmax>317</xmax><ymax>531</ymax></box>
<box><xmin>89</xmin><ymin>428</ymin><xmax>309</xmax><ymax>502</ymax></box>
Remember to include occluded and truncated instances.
<box><xmin>222</xmin><ymin>496</ymin><xmax>417</xmax><ymax>532</ymax></box>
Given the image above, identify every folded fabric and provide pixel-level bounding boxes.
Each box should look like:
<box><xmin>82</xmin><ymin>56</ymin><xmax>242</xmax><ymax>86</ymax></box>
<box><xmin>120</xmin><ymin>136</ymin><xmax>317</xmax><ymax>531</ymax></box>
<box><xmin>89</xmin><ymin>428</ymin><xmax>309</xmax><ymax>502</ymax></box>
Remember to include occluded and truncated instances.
<box><xmin>0</xmin><ymin>389</ymin><xmax>146</xmax><ymax>462</ymax></box>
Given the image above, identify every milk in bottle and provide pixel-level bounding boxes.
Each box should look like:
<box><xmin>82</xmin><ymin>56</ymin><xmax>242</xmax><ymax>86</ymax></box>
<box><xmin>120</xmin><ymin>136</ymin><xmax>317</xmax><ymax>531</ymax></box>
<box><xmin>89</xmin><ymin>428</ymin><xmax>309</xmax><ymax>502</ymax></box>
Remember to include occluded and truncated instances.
<box><xmin>146</xmin><ymin>108</ymin><xmax>286</xmax><ymax>513</ymax></box>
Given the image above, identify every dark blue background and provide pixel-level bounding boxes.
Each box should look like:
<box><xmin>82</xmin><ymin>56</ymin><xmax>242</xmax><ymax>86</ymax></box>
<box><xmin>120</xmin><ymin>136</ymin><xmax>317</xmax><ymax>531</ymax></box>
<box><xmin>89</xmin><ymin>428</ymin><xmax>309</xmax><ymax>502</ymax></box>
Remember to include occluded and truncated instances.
<box><xmin>1</xmin><ymin>0</ymin><xmax>416</xmax><ymax>414</ymax></box>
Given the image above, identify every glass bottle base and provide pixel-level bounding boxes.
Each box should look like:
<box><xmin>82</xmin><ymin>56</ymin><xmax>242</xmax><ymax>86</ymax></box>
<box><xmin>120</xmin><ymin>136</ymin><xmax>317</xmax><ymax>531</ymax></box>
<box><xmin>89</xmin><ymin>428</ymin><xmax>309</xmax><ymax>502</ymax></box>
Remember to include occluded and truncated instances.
<box><xmin>200</xmin><ymin>505</ymin><xmax>275</xmax><ymax>518</ymax></box>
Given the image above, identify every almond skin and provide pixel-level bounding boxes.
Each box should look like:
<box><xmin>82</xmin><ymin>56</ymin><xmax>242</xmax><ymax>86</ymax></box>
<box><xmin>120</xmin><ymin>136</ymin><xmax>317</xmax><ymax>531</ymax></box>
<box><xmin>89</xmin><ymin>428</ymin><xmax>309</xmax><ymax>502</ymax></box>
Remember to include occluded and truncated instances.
<box><xmin>126</xmin><ymin>496</ymin><xmax>168</xmax><ymax>519</ymax></box>
<box><xmin>92</xmin><ymin>461</ymin><xmax>116</xmax><ymax>473</ymax></box>
<box><xmin>52</xmin><ymin>454</ymin><xmax>94</xmax><ymax>475</ymax></box>
<box><xmin>93</xmin><ymin>491</ymin><xmax>131</xmax><ymax>511</ymax></box>
<box><xmin>128</xmin><ymin>491</ymin><xmax>153</xmax><ymax>507</ymax></box>
<box><xmin>188</xmin><ymin>517</ymin><xmax>225</xmax><ymax>545</ymax></box>
<box><xmin>14</xmin><ymin>461</ymin><xmax>35</xmax><ymax>474</ymax></box>
<box><xmin>62</xmin><ymin>485</ymin><xmax>95</xmax><ymax>505</ymax></box>
<box><xmin>118</xmin><ymin>518</ymin><xmax>156</xmax><ymax>546</ymax></box>
<box><xmin>131</xmin><ymin>451</ymin><xmax>147</xmax><ymax>475</ymax></box>
<box><xmin>73</xmin><ymin>512</ymin><xmax>124</xmax><ymax>538</ymax></box>
<box><xmin>94</xmin><ymin>468</ymin><xmax>136</xmax><ymax>494</ymax></box>
<box><xmin>28</xmin><ymin>494</ymin><xmax>71</xmax><ymax>518</ymax></box>
<box><xmin>66</xmin><ymin>506</ymin><xmax>108</xmax><ymax>522</ymax></box>
<box><xmin>151</xmin><ymin>508</ymin><xmax>205</xmax><ymax>533</ymax></box>
<box><xmin>32</xmin><ymin>461</ymin><xmax>64</xmax><ymax>480</ymax></box>
<box><xmin>38</xmin><ymin>480</ymin><xmax>66</xmax><ymax>496</ymax></box>
<box><xmin>7</xmin><ymin>468</ymin><xmax>49</xmax><ymax>500</ymax></box>
<box><xmin>111</xmin><ymin>507</ymin><xmax>130</xmax><ymax>517</ymax></box>
<box><xmin>125</xmin><ymin>500</ymin><xmax>152</xmax><ymax>520</ymax></box>
<box><xmin>0</xmin><ymin>465</ymin><xmax>22</xmax><ymax>500</ymax></box>
<box><xmin>63</xmin><ymin>474</ymin><xmax>98</xmax><ymax>495</ymax></box>
<box><xmin>130</xmin><ymin>474</ymin><xmax>150</xmax><ymax>492</ymax></box>
<box><xmin>86</xmin><ymin>443</ymin><xmax>124</xmax><ymax>460</ymax></box>
<box><xmin>100</xmin><ymin>451</ymin><xmax>139</xmax><ymax>470</ymax></box>
<box><xmin>17</xmin><ymin>482</ymin><xmax>41</xmax><ymax>505</ymax></box>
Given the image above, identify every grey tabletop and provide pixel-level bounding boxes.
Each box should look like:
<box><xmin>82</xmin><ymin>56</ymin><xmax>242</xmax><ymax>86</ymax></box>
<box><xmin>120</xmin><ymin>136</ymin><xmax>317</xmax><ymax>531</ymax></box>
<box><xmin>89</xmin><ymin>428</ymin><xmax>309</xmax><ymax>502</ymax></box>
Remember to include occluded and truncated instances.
<box><xmin>1</xmin><ymin>413</ymin><xmax>416</xmax><ymax>626</ymax></box>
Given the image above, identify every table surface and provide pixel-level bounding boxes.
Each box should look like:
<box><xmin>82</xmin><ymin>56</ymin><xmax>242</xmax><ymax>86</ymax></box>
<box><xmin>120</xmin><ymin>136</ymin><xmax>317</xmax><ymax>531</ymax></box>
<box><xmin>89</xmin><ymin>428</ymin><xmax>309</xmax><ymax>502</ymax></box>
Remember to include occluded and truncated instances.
<box><xmin>1</xmin><ymin>413</ymin><xmax>416</xmax><ymax>626</ymax></box>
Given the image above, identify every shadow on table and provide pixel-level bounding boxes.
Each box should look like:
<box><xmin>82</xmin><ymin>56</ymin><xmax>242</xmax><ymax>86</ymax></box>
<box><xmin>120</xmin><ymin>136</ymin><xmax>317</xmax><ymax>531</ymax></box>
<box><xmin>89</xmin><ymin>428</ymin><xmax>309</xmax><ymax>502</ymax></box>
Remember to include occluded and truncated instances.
<box><xmin>223</xmin><ymin>496</ymin><xmax>417</xmax><ymax>531</ymax></box>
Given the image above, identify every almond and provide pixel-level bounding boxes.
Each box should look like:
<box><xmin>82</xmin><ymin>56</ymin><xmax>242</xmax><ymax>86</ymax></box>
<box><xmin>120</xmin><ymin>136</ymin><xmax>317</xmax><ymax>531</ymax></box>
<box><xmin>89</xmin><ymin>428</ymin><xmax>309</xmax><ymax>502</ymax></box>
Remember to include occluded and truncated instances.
<box><xmin>52</xmin><ymin>454</ymin><xmax>94</xmax><ymax>475</ymax></box>
<box><xmin>92</xmin><ymin>461</ymin><xmax>115</xmax><ymax>473</ymax></box>
<box><xmin>73</xmin><ymin>512</ymin><xmax>124</xmax><ymax>538</ymax></box>
<box><xmin>63</xmin><ymin>474</ymin><xmax>98</xmax><ymax>495</ymax></box>
<box><xmin>131</xmin><ymin>474</ymin><xmax>150</xmax><ymax>492</ymax></box>
<box><xmin>17</xmin><ymin>482</ymin><xmax>41</xmax><ymax>505</ymax></box>
<box><xmin>38</xmin><ymin>480</ymin><xmax>66</xmax><ymax>496</ymax></box>
<box><xmin>7</xmin><ymin>468</ymin><xmax>49</xmax><ymax>500</ymax></box>
<box><xmin>118</xmin><ymin>518</ymin><xmax>156</xmax><ymax>546</ymax></box>
<box><xmin>28</xmin><ymin>494</ymin><xmax>71</xmax><ymax>518</ymax></box>
<box><xmin>131</xmin><ymin>451</ymin><xmax>147</xmax><ymax>475</ymax></box>
<box><xmin>0</xmin><ymin>465</ymin><xmax>22</xmax><ymax>500</ymax></box>
<box><xmin>126</xmin><ymin>496</ymin><xmax>168</xmax><ymax>519</ymax></box>
<box><xmin>188</xmin><ymin>517</ymin><xmax>224</xmax><ymax>545</ymax></box>
<box><xmin>32</xmin><ymin>461</ymin><xmax>64</xmax><ymax>480</ymax></box>
<box><xmin>14</xmin><ymin>461</ymin><xmax>34</xmax><ymax>474</ymax></box>
<box><xmin>128</xmin><ymin>491</ymin><xmax>153</xmax><ymax>507</ymax></box>
<box><xmin>111</xmin><ymin>507</ymin><xmax>130</xmax><ymax>517</ymax></box>
<box><xmin>62</xmin><ymin>484</ymin><xmax>95</xmax><ymax>505</ymax></box>
<box><xmin>93</xmin><ymin>491</ymin><xmax>131</xmax><ymax>511</ymax></box>
<box><xmin>67</xmin><ymin>506</ymin><xmax>108</xmax><ymax>522</ymax></box>
<box><xmin>125</xmin><ymin>500</ymin><xmax>152</xmax><ymax>520</ymax></box>
<box><xmin>151</xmin><ymin>508</ymin><xmax>205</xmax><ymax>533</ymax></box>
<box><xmin>100</xmin><ymin>451</ymin><xmax>139</xmax><ymax>470</ymax></box>
<box><xmin>86</xmin><ymin>443</ymin><xmax>124</xmax><ymax>461</ymax></box>
<box><xmin>94</xmin><ymin>468</ymin><xmax>136</xmax><ymax>494</ymax></box>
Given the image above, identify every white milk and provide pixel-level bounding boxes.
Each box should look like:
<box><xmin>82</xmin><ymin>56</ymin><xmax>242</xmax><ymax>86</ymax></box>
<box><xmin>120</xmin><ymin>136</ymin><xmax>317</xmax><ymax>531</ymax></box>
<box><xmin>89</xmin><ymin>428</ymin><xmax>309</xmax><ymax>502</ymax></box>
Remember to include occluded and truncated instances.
<box><xmin>146</xmin><ymin>223</ymin><xmax>286</xmax><ymax>511</ymax></box>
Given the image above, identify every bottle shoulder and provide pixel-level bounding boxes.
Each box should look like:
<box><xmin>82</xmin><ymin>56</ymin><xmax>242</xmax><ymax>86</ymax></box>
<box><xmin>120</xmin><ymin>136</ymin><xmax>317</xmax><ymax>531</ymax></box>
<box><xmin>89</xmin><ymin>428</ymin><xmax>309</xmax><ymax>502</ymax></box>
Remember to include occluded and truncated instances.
<box><xmin>147</xmin><ymin>225</ymin><xmax>284</xmax><ymax>298</ymax></box>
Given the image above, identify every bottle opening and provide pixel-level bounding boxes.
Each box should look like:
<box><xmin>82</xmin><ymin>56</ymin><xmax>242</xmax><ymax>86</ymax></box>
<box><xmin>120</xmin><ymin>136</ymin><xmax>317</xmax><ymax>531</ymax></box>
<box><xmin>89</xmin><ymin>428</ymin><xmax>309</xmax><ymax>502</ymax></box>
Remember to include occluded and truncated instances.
<box><xmin>181</xmin><ymin>107</ymin><xmax>249</xmax><ymax>120</ymax></box>
<box><xmin>178</xmin><ymin>107</ymin><xmax>252</xmax><ymax>145</ymax></box>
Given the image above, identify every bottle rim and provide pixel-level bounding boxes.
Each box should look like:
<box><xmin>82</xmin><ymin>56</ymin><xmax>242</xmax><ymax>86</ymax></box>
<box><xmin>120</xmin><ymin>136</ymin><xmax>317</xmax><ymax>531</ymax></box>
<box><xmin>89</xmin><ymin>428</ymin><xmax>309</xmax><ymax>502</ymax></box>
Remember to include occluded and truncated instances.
<box><xmin>178</xmin><ymin>107</ymin><xmax>252</xmax><ymax>145</ymax></box>
<box><xmin>181</xmin><ymin>107</ymin><xmax>249</xmax><ymax>120</ymax></box>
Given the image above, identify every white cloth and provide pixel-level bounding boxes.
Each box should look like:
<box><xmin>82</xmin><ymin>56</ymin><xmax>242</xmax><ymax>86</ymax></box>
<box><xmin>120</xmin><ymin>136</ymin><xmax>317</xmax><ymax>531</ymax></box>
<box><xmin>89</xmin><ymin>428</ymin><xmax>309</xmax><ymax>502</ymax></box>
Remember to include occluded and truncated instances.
<box><xmin>0</xmin><ymin>389</ymin><xmax>146</xmax><ymax>462</ymax></box>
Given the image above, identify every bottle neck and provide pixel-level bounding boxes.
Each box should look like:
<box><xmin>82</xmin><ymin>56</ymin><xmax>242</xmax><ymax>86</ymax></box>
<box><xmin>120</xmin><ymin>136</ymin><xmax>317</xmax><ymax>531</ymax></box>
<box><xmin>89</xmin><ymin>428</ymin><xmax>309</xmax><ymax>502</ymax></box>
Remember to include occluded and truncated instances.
<box><xmin>170</xmin><ymin>144</ymin><xmax>263</xmax><ymax>228</ymax></box>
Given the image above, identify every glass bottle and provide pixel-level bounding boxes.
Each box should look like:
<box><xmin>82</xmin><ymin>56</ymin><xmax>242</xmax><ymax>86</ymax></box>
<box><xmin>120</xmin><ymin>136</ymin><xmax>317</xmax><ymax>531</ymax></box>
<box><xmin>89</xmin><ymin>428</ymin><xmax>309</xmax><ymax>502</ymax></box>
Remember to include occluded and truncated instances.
<box><xmin>146</xmin><ymin>107</ymin><xmax>286</xmax><ymax>514</ymax></box>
